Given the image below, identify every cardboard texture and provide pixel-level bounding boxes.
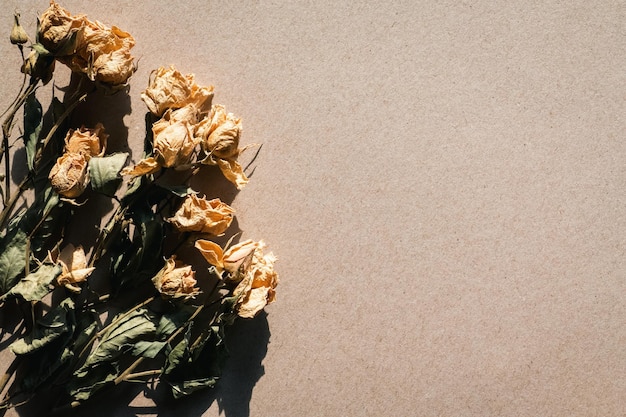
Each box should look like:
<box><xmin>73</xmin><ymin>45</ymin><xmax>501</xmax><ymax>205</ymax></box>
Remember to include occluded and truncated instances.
<box><xmin>0</xmin><ymin>1</ymin><xmax>624</xmax><ymax>416</ymax></box>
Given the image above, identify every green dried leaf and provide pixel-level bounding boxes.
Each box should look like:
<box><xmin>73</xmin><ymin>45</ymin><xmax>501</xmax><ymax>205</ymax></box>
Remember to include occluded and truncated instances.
<box><xmin>0</xmin><ymin>229</ymin><xmax>28</xmax><ymax>294</ymax></box>
<box><xmin>70</xmin><ymin>363</ymin><xmax>119</xmax><ymax>401</ymax></box>
<box><xmin>10</xmin><ymin>298</ymin><xmax>75</xmax><ymax>355</ymax></box>
<box><xmin>169</xmin><ymin>377</ymin><xmax>219</xmax><ymax>399</ymax></box>
<box><xmin>132</xmin><ymin>340</ymin><xmax>167</xmax><ymax>358</ymax></box>
<box><xmin>31</xmin><ymin>43</ymin><xmax>51</xmax><ymax>56</ymax></box>
<box><xmin>23</xmin><ymin>92</ymin><xmax>43</xmax><ymax>172</ymax></box>
<box><xmin>88</xmin><ymin>153</ymin><xmax>128</xmax><ymax>197</ymax></box>
<box><xmin>4</xmin><ymin>263</ymin><xmax>61</xmax><ymax>301</ymax></box>
<box><xmin>81</xmin><ymin>308</ymin><xmax>158</xmax><ymax>368</ymax></box>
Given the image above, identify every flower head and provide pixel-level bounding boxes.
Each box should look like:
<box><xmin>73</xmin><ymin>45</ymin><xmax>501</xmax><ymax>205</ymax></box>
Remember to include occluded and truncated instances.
<box><xmin>49</xmin><ymin>152</ymin><xmax>89</xmax><ymax>198</ymax></box>
<box><xmin>152</xmin><ymin>257</ymin><xmax>199</xmax><ymax>299</ymax></box>
<box><xmin>152</xmin><ymin>108</ymin><xmax>199</xmax><ymax>168</ymax></box>
<box><xmin>141</xmin><ymin>66</ymin><xmax>214</xmax><ymax>117</ymax></box>
<box><xmin>64</xmin><ymin>123</ymin><xmax>107</xmax><ymax>159</ymax></box>
<box><xmin>39</xmin><ymin>1</ymin><xmax>136</xmax><ymax>86</ymax></box>
<box><xmin>38</xmin><ymin>1</ymin><xmax>84</xmax><ymax>54</ymax></box>
<box><xmin>168</xmin><ymin>195</ymin><xmax>234</xmax><ymax>235</ymax></box>
<box><xmin>196</xmin><ymin>104</ymin><xmax>248</xmax><ymax>189</ymax></box>
<box><xmin>56</xmin><ymin>244</ymin><xmax>95</xmax><ymax>292</ymax></box>
<box><xmin>232</xmin><ymin>242</ymin><xmax>278</xmax><ymax>318</ymax></box>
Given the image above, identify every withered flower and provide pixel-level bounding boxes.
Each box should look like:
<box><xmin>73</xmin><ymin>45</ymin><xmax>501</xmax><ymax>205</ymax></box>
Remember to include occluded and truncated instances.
<box><xmin>141</xmin><ymin>66</ymin><xmax>214</xmax><ymax>117</ymax></box>
<box><xmin>49</xmin><ymin>152</ymin><xmax>89</xmax><ymax>198</ymax></box>
<box><xmin>39</xmin><ymin>1</ymin><xmax>136</xmax><ymax>86</ymax></box>
<box><xmin>68</xmin><ymin>20</ymin><xmax>136</xmax><ymax>86</ymax></box>
<box><xmin>196</xmin><ymin>104</ymin><xmax>248</xmax><ymax>189</ymax></box>
<box><xmin>64</xmin><ymin>123</ymin><xmax>107</xmax><ymax>159</ymax></box>
<box><xmin>152</xmin><ymin>109</ymin><xmax>198</xmax><ymax>168</ymax></box>
<box><xmin>168</xmin><ymin>195</ymin><xmax>234</xmax><ymax>235</ymax></box>
<box><xmin>195</xmin><ymin>239</ymin><xmax>258</xmax><ymax>277</ymax></box>
<box><xmin>38</xmin><ymin>0</ymin><xmax>84</xmax><ymax>54</ymax></box>
<box><xmin>56</xmin><ymin>244</ymin><xmax>95</xmax><ymax>292</ymax></box>
<box><xmin>152</xmin><ymin>257</ymin><xmax>199</xmax><ymax>299</ymax></box>
<box><xmin>232</xmin><ymin>242</ymin><xmax>278</xmax><ymax>319</ymax></box>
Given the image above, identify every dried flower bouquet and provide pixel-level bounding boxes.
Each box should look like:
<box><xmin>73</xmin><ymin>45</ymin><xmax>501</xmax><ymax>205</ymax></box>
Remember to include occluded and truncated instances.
<box><xmin>0</xmin><ymin>1</ymin><xmax>278</xmax><ymax>412</ymax></box>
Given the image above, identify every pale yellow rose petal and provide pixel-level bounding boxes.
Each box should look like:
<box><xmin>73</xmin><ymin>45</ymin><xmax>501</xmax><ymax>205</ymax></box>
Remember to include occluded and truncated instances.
<box><xmin>216</xmin><ymin>158</ymin><xmax>249</xmax><ymax>190</ymax></box>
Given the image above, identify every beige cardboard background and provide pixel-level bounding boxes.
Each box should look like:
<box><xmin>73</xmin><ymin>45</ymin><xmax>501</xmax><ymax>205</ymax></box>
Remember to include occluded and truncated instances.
<box><xmin>0</xmin><ymin>1</ymin><xmax>624</xmax><ymax>416</ymax></box>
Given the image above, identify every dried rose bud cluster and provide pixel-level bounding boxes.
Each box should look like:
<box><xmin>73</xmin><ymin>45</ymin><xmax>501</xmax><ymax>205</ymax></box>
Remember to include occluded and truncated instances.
<box><xmin>22</xmin><ymin>1</ymin><xmax>135</xmax><ymax>87</ymax></box>
<box><xmin>49</xmin><ymin>123</ymin><xmax>108</xmax><ymax>198</ymax></box>
<box><xmin>123</xmin><ymin>66</ymin><xmax>249</xmax><ymax>189</ymax></box>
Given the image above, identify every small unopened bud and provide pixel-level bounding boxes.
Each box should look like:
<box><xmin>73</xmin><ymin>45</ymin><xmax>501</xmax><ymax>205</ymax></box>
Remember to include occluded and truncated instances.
<box><xmin>10</xmin><ymin>12</ymin><xmax>28</xmax><ymax>45</ymax></box>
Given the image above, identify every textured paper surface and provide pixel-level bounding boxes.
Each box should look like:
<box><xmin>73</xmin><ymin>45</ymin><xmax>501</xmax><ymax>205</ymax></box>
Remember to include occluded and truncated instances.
<box><xmin>0</xmin><ymin>1</ymin><xmax>624</xmax><ymax>416</ymax></box>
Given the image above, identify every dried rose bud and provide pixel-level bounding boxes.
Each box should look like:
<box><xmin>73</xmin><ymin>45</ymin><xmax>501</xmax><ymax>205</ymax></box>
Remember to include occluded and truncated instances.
<box><xmin>38</xmin><ymin>0</ymin><xmax>83</xmax><ymax>54</ymax></box>
<box><xmin>168</xmin><ymin>195</ymin><xmax>234</xmax><ymax>235</ymax></box>
<box><xmin>232</xmin><ymin>241</ymin><xmax>279</xmax><ymax>318</ymax></box>
<box><xmin>152</xmin><ymin>109</ymin><xmax>198</xmax><ymax>168</ymax></box>
<box><xmin>21</xmin><ymin>50</ymin><xmax>55</xmax><ymax>84</ymax></box>
<box><xmin>10</xmin><ymin>12</ymin><xmax>29</xmax><ymax>45</ymax></box>
<box><xmin>49</xmin><ymin>152</ymin><xmax>89</xmax><ymax>198</ymax></box>
<box><xmin>56</xmin><ymin>244</ymin><xmax>95</xmax><ymax>292</ymax></box>
<box><xmin>64</xmin><ymin>123</ymin><xmax>107</xmax><ymax>160</ymax></box>
<box><xmin>197</xmin><ymin>105</ymin><xmax>241</xmax><ymax>160</ymax></box>
<box><xmin>152</xmin><ymin>257</ymin><xmax>199</xmax><ymax>299</ymax></box>
<box><xmin>141</xmin><ymin>66</ymin><xmax>214</xmax><ymax>117</ymax></box>
<box><xmin>195</xmin><ymin>239</ymin><xmax>258</xmax><ymax>277</ymax></box>
<box><xmin>196</xmin><ymin>104</ymin><xmax>249</xmax><ymax>189</ymax></box>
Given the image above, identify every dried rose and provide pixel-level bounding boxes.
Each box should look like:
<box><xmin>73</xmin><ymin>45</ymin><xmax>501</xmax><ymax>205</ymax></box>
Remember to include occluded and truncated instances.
<box><xmin>64</xmin><ymin>123</ymin><xmax>107</xmax><ymax>159</ymax></box>
<box><xmin>39</xmin><ymin>1</ymin><xmax>135</xmax><ymax>86</ymax></box>
<box><xmin>141</xmin><ymin>66</ymin><xmax>214</xmax><ymax>117</ymax></box>
<box><xmin>152</xmin><ymin>257</ymin><xmax>199</xmax><ymax>299</ymax></box>
<box><xmin>56</xmin><ymin>244</ymin><xmax>95</xmax><ymax>292</ymax></box>
<box><xmin>195</xmin><ymin>239</ymin><xmax>258</xmax><ymax>277</ymax></box>
<box><xmin>61</xmin><ymin>20</ymin><xmax>136</xmax><ymax>86</ymax></box>
<box><xmin>232</xmin><ymin>242</ymin><xmax>278</xmax><ymax>318</ymax></box>
<box><xmin>49</xmin><ymin>152</ymin><xmax>89</xmax><ymax>198</ymax></box>
<box><xmin>152</xmin><ymin>109</ymin><xmax>198</xmax><ymax>168</ymax></box>
<box><xmin>38</xmin><ymin>1</ymin><xmax>84</xmax><ymax>54</ymax></box>
<box><xmin>168</xmin><ymin>195</ymin><xmax>234</xmax><ymax>235</ymax></box>
<box><xmin>196</xmin><ymin>104</ymin><xmax>248</xmax><ymax>189</ymax></box>
<box><xmin>197</xmin><ymin>105</ymin><xmax>241</xmax><ymax>159</ymax></box>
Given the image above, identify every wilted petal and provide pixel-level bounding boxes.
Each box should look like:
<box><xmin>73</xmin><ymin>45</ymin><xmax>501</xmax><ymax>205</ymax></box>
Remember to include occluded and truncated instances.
<box><xmin>120</xmin><ymin>156</ymin><xmax>161</xmax><ymax>177</ymax></box>
<box><xmin>216</xmin><ymin>158</ymin><xmax>248</xmax><ymax>190</ymax></box>
<box><xmin>194</xmin><ymin>239</ymin><xmax>225</xmax><ymax>274</ymax></box>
